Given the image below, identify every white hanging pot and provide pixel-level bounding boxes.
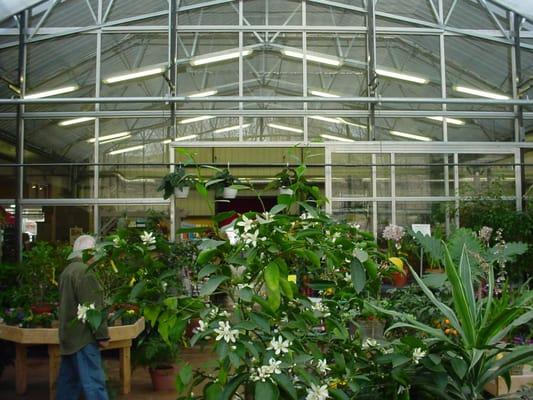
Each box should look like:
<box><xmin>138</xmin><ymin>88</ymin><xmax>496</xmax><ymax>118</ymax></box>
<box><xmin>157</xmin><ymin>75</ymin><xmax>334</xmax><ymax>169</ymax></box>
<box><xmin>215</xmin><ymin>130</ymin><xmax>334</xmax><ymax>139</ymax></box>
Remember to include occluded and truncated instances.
<box><xmin>279</xmin><ymin>187</ymin><xmax>294</xmax><ymax>196</ymax></box>
<box><xmin>174</xmin><ymin>186</ymin><xmax>190</xmax><ymax>198</ymax></box>
<box><xmin>223</xmin><ymin>187</ymin><xmax>238</xmax><ymax>199</ymax></box>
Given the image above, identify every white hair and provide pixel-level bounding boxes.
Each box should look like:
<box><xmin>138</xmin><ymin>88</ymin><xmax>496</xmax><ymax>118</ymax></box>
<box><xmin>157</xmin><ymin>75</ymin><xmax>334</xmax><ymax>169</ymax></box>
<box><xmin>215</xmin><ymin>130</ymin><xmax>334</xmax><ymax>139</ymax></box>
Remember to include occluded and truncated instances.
<box><xmin>73</xmin><ymin>235</ymin><xmax>96</xmax><ymax>252</ymax></box>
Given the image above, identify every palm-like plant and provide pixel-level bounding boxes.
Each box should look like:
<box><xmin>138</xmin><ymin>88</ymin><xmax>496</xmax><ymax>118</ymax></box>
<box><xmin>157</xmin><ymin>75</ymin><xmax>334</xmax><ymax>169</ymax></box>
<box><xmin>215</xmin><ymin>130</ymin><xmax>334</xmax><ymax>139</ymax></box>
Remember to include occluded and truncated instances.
<box><xmin>379</xmin><ymin>244</ymin><xmax>533</xmax><ymax>399</ymax></box>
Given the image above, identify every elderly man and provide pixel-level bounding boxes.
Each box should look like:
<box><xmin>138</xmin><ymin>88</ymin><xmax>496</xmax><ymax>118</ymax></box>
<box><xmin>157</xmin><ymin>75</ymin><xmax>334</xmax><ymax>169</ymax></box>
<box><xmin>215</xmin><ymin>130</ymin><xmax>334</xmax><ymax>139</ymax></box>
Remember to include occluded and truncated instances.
<box><xmin>56</xmin><ymin>235</ymin><xmax>109</xmax><ymax>400</ymax></box>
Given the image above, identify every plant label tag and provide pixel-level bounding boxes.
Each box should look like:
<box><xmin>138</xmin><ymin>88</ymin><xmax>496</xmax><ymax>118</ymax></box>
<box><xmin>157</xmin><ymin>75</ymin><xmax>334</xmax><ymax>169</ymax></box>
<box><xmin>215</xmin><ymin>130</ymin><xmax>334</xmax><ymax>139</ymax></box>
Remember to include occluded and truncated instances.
<box><xmin>412</xmin><ymin>224</ymin><xmax>431</xmax><ymax>236</ymax></box>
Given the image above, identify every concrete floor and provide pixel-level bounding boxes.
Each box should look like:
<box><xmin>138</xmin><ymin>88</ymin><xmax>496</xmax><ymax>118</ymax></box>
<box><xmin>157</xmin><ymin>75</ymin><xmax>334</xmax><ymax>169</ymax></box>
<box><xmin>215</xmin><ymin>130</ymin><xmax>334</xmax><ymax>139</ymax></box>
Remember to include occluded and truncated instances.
<box><xmin>0</xmin><ymin>347</ymin><xmax>214</xmax><ymax>400</ymax></box>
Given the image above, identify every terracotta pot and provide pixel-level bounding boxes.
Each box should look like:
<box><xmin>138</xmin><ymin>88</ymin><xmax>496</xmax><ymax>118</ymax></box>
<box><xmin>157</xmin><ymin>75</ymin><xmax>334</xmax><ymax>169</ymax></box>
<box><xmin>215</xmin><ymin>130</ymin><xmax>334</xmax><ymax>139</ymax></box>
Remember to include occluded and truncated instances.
<box><xmin>149</xmin><ymin>366</ymin><xmax>176</xmax><ymax>391</ymax></box>
<box><xmin>391</xmin><ymin>266</ymin><xmax>409</xmax><ymax>287</ymax></box>
<box><xmin>31</xmin><ymin>304</ymin><xmax>54</xmax><ymax>315</ymax></box>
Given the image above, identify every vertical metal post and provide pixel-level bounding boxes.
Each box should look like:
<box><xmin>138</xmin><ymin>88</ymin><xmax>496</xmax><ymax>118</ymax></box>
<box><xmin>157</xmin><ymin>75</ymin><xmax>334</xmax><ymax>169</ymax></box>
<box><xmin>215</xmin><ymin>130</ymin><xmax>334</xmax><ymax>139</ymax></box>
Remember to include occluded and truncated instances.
<box><xmin>15</xmin><ymin>10</ymin><xmax>27</xmax><ymax>263</ymax></box>
<box><xmin>169</xmin><ymin>0</ymin><xmax>177</xmax><ymax>242</ymax></box>
<box><xmin>366</xmin><ymin>0</ymin><xmax>377</xmax><ymax>140</ymax></box>
<box><xmin>94</xmin><ymin>0</ymin><xmax>102</xmax><ymax>236</ymax></box>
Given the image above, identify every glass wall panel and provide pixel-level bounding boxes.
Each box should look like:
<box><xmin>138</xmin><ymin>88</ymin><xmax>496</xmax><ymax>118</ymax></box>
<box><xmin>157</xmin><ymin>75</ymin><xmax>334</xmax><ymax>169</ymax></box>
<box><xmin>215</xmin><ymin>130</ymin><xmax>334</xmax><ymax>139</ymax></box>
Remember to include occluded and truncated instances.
<box><xmin>99</xmin><ymin>204</ymin><xmax>169</xmax><ymax>237</ymax></box>
<box><xmin>244</xmin><ymin>0</ymin><xmax>301</xmax><ymax>25</ymax></box>
<box><xmin>521</xmin><ymin>47</ymin><xmax>533</xmax><ymax>112</ymax></box>
<box><xmin>445</xmin><ymin>37</ymin><xmax>512</xmax><ymax>111</ymax></box>
<box><xmin>375</xmin><ymin>118</ymin><xmax>443</xmax><ymax>141</ymax></box>
<box><xmin>24</xmin><ymin>165</ymin><xmax>93</xmax><ymax>198</ymax></box>
<box><xmin>176</xmin><ymin>117</ymin><xmax>240</xmax><ymax>141</ymax></box>
<box><xmin>332</xmin><ymin>201</ymin><xmax>372</xmax><ymax>232</ymax></box>
<box><xmin>101</xmin><ymin>33</ymin><xmax>168</xmax><ymax>110</ymax></box>
<box><xmin>331</xmin><ymin>153</ymin><xmax>372</xmax><ymax>197</ymax></box>
<box><xmin>0</xmin><ymin>46</ymin><xmax>19</xmax><ymax>106</ymax></box>
<box><xmin>243</xmin><ymin>118</ymin><xmax>304</xmax><ymax>141</ymax></box>
<box><xmin>523</xmin><ymin>148</ymin><xmax>533</xmax><ymax>201</ymax></box>
<box><xmin>396</xmin><ymin>201</ymin><xmax>448</xmax><ymax>231</ymax></box>
<box><xmin>105</xmin><ymin>0</ymin><xmax>168</xmax><ymax>23</ymax></box>
<box><xmin>0</xmin><ymin>166</ymin><xmax>16</xmax><ymax>198</ymax></box>
<box><xmin>26</xmin><ymin>35</ymin><xmax>96</xmax><ymax>112</ymax></box>
<box><xmin>307</xmin><ymin>33</ymin><xmax>366</xmax><ymax>109</ymax></box>
<box><xmin>179</xmin><ymin>1</ymin><xmax>238</xmax><ymax>25</ymax></box>
<box><xmin>377</xmin><ymin>201</ymin><xmax>392</xmax><ymax>235</ymax></box>
<box><xmin>458</xmin><ymin>153</ymin><xmax>516</xmax><ymax>196</ymax></box>
<box><xmin>99</xmin><ymin>165</ymin><xmax>165</xmax><ymax>198</ymax></box>
<box><xmin>395</xmin><ymin>154</ymin><xmax>447</xmax><ymax>197</ymax></box>
<box><xmin>29</xmin><ymin>0</ymin><xmax>97</xmax><ymax>28</ymax></box>
<box><xmin>307</xmin><ymin>2</ymin><xmax>364</xmax><ymax>26</ymax></box>
<box><xmin>309</xmin><ymin>116</ymin><xmax>368</xmax><ymax>142</ymax></box>
<box><xmin>447</xmin><ymin>119</ymin><xmax>514</xmax><ymax>142</ymax></box>
<box><xmin>376</xmin><ymin>35</ymin><xmax>441</xmax><ymax>108</ymax></box>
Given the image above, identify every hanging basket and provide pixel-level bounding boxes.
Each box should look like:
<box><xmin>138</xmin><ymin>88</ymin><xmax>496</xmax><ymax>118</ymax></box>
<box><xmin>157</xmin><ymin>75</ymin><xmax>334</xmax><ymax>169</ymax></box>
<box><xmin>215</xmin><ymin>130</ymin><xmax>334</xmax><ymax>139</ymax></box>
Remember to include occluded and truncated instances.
<box><xmin>174</xmin><ymin>186</ymin><xmax>190</xmax><ymax>198</ymax></box>
<box><xmin>278</xmin><ymin>187</ymin><xmax>294</xmax><ymax>195</ymax></box>
<box><xmin>222</xmin><ymin>187</ymin><xmax>238</xmax><ymax>199</ymax></box>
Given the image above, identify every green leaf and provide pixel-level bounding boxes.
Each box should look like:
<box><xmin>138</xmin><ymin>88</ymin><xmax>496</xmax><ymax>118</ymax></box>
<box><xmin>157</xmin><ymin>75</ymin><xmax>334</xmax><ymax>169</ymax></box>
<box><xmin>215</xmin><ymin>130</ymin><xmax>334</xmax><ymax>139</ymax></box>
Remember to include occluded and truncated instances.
<box><xmin>214</xmin><ymin>211</ymin><xmax>237</xmax><ymax>223</ymax></box>
<box><xmin>250</xmin><ymin>312</ymin><xmax>271</xmax><ymax>333</ymax></box>
<box><xmin>239</xmin><ymin>287</ymin><xmax>253</xmax><ymax>302</ymax></box>
<box><xmin>221</xmin><ymin>374</ymin><xmax>248</xmax><ymax>400</ymax></box>
<box><xmin>300</xmin><ymin>249</ymin><xmax>321</xmax><ymax>269</ymax></box>
<box><xmin>350</xmin><ymin>259</ymin><xmax>366</xmax><ymax>294</ymax></box>
<box><xmin>270</xmin><ymin>204</ymin><xmax>287</xmax><ymax>215</ymax></box>
<box><xmin>199</xmin><ymin>276</ymin><xmax>229</xmax><ymax>297</ymax></box>
<box><xmin>86</xmin><ymin>309</ymin><xmax>103</xmax><ymax>333</ymax></box>
<box><xmin>450</xmin><ymin>357</ymin><xmax>467</xmax><ymax>379</ymax></box>
<box><xmin>128</xmin><ymin>281</ymin><xmax>146</xmax><ymax>301</ymax></box>
<box><xmin>198</xmin><ymin>264</ymin><xmax>218</xmax><ymax>279</ymax></box>
<box><xmin>264</xmin><ymin>261</ymin><xmax>281</xmax><ymax>311</ymax></box>
<box><xmin>142</xmin><ymin>304</ymin><xmax>160</xmax><ymax>327</ymax></box>
<box><xmin>195</xmin><ymin>182</ymin><xmax>208</xmax><ymax>197</ymax></box>
<box><xmin>363</xmin><ymin>259</ymin><xmax>378</xmax><ymax>280</ymax></box>
<box><xmin>255</xmin><ymin>380</ymin><xmax>279</xmax><ymax>400</ymax></box>
<box><xmin>279</xmin><ymin>276</ymin><xmax>293</xmax><ymax>299</ymax></box>
<box><xmin>330</xmin><ymin>389</ymin><xmax>350</xmax><ymax>400</ymax></box>
<box><xmin>272</xmin><ymin>374</ymin><xmax>297</xmax><ymax>400</ymax></box>
<box><xmin>204</xmin><ymin>382</ymin><xmax>223</xmax><ymax>400</ymax></box>
<box><xmin>197</xmin><ymin>248</ymin><xmax>218</xmax><ymax>265</ymax></box>
<box><xmin>179</xmin><ymin>364</ymin><xmax>193</xmax><ymax>385</ymax></box>
<box><xmin>354</xmin><ymin>248</ymin><xmax>369</xmax><ymax>263</ymax></box>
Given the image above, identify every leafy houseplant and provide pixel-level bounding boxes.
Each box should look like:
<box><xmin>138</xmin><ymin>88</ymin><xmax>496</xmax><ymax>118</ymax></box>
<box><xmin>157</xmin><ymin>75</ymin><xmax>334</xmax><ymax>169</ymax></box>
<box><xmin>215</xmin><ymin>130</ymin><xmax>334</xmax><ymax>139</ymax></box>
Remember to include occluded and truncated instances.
<box><xmin>158</xmin><ymin>166</ymin><xmax>197</xmax><ymax>199</ymax></box>
<box><xmin>273</xmin><ymin>167</ymin><xmax>298</xmax><ymax>195</ymax></box>
<box><xmin>209</xmin><ymin>168</ymin><xmax>241</xmax><ymax>199</ymax></box>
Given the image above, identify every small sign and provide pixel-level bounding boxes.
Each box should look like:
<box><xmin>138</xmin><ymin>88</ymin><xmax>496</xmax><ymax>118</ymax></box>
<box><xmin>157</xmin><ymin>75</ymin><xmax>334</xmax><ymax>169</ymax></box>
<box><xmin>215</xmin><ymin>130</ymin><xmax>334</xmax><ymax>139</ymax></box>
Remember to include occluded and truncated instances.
<box><xmin>288</xmin><ymin>275</ymin><xmax>297</xmax><ymax>284</ymax></box>
<box><xmin>412</xmin><ymin>224</ymin><xmax>431</xmax><ymax>236</ymax></box>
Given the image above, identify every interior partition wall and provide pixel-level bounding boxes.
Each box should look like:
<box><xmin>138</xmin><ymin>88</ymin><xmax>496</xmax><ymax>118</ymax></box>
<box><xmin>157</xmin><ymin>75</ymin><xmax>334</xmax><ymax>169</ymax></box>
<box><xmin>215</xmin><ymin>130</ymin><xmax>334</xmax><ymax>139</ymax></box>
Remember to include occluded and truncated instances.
<box><xmin>0</xmin><ymin>0</ymin><xmax>532</xmax><ymax>259</ymax></box>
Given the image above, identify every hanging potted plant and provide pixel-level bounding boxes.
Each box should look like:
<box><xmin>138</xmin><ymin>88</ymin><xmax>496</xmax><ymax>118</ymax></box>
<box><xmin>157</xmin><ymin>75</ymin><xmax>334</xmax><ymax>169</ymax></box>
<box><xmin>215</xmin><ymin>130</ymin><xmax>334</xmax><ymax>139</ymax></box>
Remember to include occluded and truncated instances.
<box><xmin>157</xmin><ymin>166</ymin><xmax>196</xmax><ymax>199</ymax></box>
<box><xmin>210</xmin><ymin>168</ymin><xmax>241</xmax><ymax>199</ymax></box>
<box><xmin>275</xmin><ymin>167</ymin><xmax>297</xmax><ymax>195</ymax></box>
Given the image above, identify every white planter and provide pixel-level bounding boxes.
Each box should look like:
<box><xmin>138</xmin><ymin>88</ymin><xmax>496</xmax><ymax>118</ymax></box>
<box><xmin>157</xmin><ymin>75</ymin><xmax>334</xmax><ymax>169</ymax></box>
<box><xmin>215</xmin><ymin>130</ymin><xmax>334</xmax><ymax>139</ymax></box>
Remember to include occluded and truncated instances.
<box><xmin>279</xmin><ymin>187</ymin><xmax>294</xmax><ymax>195</ymax></box>
<box><xmin>223</xmin><ymin>187</ymin><xmax>238</xmax><ymax>199</ymax></box>
<box><xmin>174</xmin><ymin>186</ymin><xmax>190</xmax><ymax>198</ymax></box>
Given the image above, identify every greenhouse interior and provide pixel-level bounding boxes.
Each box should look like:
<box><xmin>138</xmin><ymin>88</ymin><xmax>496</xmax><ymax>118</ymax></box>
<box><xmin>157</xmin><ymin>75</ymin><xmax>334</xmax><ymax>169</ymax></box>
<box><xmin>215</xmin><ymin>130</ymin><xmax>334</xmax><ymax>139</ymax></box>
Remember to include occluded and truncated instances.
<box><xmin>0</xmin><ymin>0</ymin><xmax>532</xmax><ymax>399</ymax></box>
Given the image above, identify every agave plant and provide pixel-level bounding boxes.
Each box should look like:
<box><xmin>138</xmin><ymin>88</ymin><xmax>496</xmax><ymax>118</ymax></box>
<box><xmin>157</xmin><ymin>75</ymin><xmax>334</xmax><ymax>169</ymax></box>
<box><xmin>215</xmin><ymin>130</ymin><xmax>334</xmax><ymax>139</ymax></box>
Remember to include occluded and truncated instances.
<box><xmin>376</xmin><ymin>244</ymin><xmax>533</xmax><ymax>399</ymax></box>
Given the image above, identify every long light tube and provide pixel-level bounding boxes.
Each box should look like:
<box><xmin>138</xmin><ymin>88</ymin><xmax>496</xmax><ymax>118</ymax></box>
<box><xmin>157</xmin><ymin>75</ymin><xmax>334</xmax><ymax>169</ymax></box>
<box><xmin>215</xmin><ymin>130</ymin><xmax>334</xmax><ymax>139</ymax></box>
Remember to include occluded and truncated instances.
<box><xmin>103</xmin><ymin>67</ymin><xmax>165</xmax><ymax>84</ymax></box>
<box><xmin>213</xmin><ymin>124</ymin><xmax>250</xmax><ymax>134</ymax></box>
<box><xmin>188</xmin><ymin>90</ymin><xmax>218</xmax><ymax>98</ymax></box>
<box><xmin>309</xmin><ymin>116</ymin><xmax>343</xmax><ymax>124</ymax></box>
<box><xmin>267</xmin><ymin>123</ymin><xmax>303</xmax><ymax>133</ymax></box>
<box><xmin>390</xmin><ymin>130</ymin><xmax>432</xmax><ymax>141</ymax></box>
<box><xmin>87</xmin><ymin>131</ymin><xmax>131</xmax><ymax>143</ymax></box>
<box><xmin>174</xmin><ymin>135</ymin><xmax>199</xmax><ymax>141</ymax></box>
<box><xmin>309</xmin><ymin>90</ymin><xmax>340</xmax><ymax>98</ymax></box>
<box><xmin>376</xmin><ymin>68</ymin><xmax>428</xmax><ymax>84</ymax></box>
<box><xmin>26</xmin><ymin>85</ymin><xmax>78</xmax><ymax>99</ymax></box>
<box><xmin>108</xmin><ymin>145</ymin><xmax>145</xmax><ymax>155</ymax></box>
<box><xmin>426</xmin><ymin>116</ymin><xmax>465</xmax><ymax>126</ymax></box>
<box><xmin>98</xmin><ymin>135</ymin><xmax>131</xmax><ymax>144</ymax></box>
<box><xmin>190</xmin><ymin>50</ymin><xmax>252</xmax><ymax>66</ymax></box>
<box><xmin>58</xmin><ymin>117</ymin><xmax>95</xmax><ymax>126</ymax></box>
<box><xmin>320</xmin><ymin>134</ymin><xmax>355</xmax><ymax>142</ymax></box>
<box><xmin>281</xmin><ymin>49</ymin><xmax>342</xmax><ymax>67</ymax></box>
<box><xmin>179</xmin><ymin>115</ymin><xmax>215</xmax><ymax>124</ymax></box>
<box><xmin>453</xmin><ymin>85</ymin><xmax>509</xmax><ymax>100</ymax></box>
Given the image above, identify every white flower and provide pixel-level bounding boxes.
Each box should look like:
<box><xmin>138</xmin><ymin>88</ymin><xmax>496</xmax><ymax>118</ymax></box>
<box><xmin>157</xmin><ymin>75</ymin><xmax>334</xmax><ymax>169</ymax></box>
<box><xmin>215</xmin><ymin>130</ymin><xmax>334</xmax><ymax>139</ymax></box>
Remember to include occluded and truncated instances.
<box><xmin>267</xmin><ymin>335</ymin><xmax>291</xmax><ymax>355</ymax></box>
<box><xmin>397</xmin><ymin>385</ymin><xmax>410</xmax><ymax>394</ymax></box>
<box><xmin>316</xmin><ymin>359</ymin><xmax>330</xmax><ymax>374</ymax></box>
<box><xmin>257</xmin><ymin>212</ymin><xmax>274</xmax><ymax>224</ymax></box>
<box><xmin>237</xmin><ymin>283</ymin><xmax>254</xmax><ymax>290</ymax></box>
<box><xmin>140</xmin><ymin>231</ymin><xmax>156</xmax><ymax>246</ymax></box>
<box><xmin>382</xmin><ymin>347</ymin><xmax>394</xmax><ymax>354</ymax></box>
<box><xmin>300</xmin><ymin>212</ymin><xmax>312</xmax><ymax>220</ymax></box>
<box><xmin>267</xmin><ymin>358</ymin><xmax>282</xmax><ymax>375</ymax></box>
<box><xmin>362</xmin><ymin>338</ymin><xmax>378</xmax><ymax>350</ymax></box>
<box><xmin>478</xmin><ymin>226</ymin><xmax>493</xmax><ymax>243</ymax></box>
<box><xmin>230</xmin><ymin>265</ymin><xmax>247</xmax><ymax>278</ymax></box>
<box><xmin>382</xmin><ymin>224</ymin><xmax>404</xmax><ymax>242</ymax></box>
<box><xmin>236</xmin><ymin>214</ymin><xmax>255</xmax><ymax>232</ymax></box>
<box><xmin>311</xmin><ymin>300</ymin><xmax>331</xmax><ymax>317</ymax></box>
<box><xmin>306</xmin><ymin>383</ymin><xmax>329</xmax><ymax>400</ymax></box>
<box><xmin>112</xmin><ymin>237</ymin><xmax>121</xmax><ymax>248</ymax></box>
<box><xmin>76</xmin><ymin>303</ymin><xmax>95</xmax><ymax>323</ymax></box>
<box><xmin>242</xmin><ymin>230</ymin><xmax>266</xmax><ymax>247</ymax></box>
<box><xmin>412</xmin><ymin>347</ymin><xmax>426</xmax><ymax>364</ymax></box>
<box><xmin>214</xmin><ymin>321</ymin><xmax>239</xmax><ymax>343</ymax></box>
<box><xmin>196</xmin><ymin>320</ymin><xmax>208</xmax><ymax>333</ymax></box>
<box><xmin>343</xmin><ymin>273</ymin><xmax>351</xmax><ymax>282</ymax></box>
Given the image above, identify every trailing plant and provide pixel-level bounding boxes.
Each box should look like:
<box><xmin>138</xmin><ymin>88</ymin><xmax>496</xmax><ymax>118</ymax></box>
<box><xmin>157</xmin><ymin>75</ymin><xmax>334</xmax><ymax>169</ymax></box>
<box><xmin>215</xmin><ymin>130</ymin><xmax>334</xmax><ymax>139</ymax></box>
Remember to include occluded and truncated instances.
<box><xmin>157</xmin><ymin>166</ymin><xmax>197</xmax><ymax>200</ymax></box>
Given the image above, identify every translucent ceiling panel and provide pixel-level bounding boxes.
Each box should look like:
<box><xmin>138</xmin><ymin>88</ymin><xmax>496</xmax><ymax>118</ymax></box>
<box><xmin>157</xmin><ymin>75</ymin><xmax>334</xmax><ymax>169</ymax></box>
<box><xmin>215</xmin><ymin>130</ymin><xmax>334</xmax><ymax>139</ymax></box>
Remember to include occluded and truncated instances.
<box><xmin>308</xmin><ymin>116</ymin><xmax>368</xmax><ymax>142</ymax></box>
<box><xmin>29</xmin><ymin>0</ymin><xmax>97</xmax><ymax>28</ymax></box>
<box><xmin>179</xmin><ymin>0</ymin><xmax>238</xmax><ymax>25</ymax></box>
<box><xmin>445</xmin><ymin>36</ymin><xmax>512</xmax><ymax>111</ymax></box>
<box><xmin>243</xmin><ymin>118</ymin><xmax>304</xmax><ymax>141</ymax></box>
<box><xmin>177</xmin><ymin>33</ymin><xmax>239</xmax><ymax>110</ymax></box>
<box><xmin>443</xmin><ymin>0</ymin><xmax>509</xmax><ymax>30</ymax></box>
<box><xmin>244</xmin><ymin>32</ymin><xmax>303</xmax><ymax>109</ymax></box>
<box><xmin>100</xmin><ymin>33</ymin><xmax>168</xmax><ymax>110</ymax></box>
<box><xmin>176</xmin><ymin>117</ymin><xmax>240</xmax><ymax>142</ymax></box>
<box><xmin>307</xmin><ymin>2</ymin><xmax>364</xmax><ymax>26</ymax></box>
<box><xmin>376</xmin><ymin>35</ymin><xmax>441</xmax><ymax>110</ymax></box>
<box><xmin>244</xmin><ymin>0</ymin><xmax>302</xmax><ymax>25</ymax></box>
<box><xmin>375</xmin><ymin>117</ymin><xmax>443</xmax><ymax>141</ymax></box>
<box><xmin>447</xmin><ymin>119</ymin><xmax>514</xmax><ymax>142</ymax></box>
<box><xmin>376</xmin><ymin>0</ymin><xmax>438</xmax><ymax>25</ymax></box>
<box><xmin>104</xmin><ymin>0</ymin><xmax>168</xmax><ymax>24</ymax></box>
<box><xmin>307</xmin><ymin>33</ymin><xmax>366</xmax><ymax>110</ymax></box>
<box><xmin>26</xmin><ymin>34</ymin><xmax>96</xmax><ymax>112</ymax></box>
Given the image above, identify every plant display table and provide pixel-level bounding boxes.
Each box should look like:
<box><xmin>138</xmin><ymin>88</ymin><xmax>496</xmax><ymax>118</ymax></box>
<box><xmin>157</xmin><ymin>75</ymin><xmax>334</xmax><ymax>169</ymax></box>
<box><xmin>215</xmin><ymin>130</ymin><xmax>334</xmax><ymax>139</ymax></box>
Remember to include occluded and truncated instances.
<box><xmin>485</xmin><ymin>371</ymin><xmax>533</xmax><ymax>396</ymax></box>
<box><xmin>0</xmin><ymin>317</ymin><xmax>145</xmax><ymax>398</ymax></box>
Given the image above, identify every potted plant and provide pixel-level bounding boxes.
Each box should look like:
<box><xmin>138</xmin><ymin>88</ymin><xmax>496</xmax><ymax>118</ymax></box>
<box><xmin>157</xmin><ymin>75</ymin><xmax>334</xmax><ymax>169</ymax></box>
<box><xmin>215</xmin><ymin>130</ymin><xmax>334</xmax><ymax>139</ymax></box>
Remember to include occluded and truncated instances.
<box><xmin>274</xmin><ymin>167</ymin><xmax>297</xmax><ymax>195</ymax></box>
<box><xmin>210</xmin><ymin>168</ymin><xmax>240</xmax><ymax>199</ymax></box>
<box><xmin>134</xmin><ymin>334</ymin><xmax>179</xmax><ymax>391</ymax></box>
<box><xmin>381</xmin><ymin>224</ymin><xmax>408</xmax><ymax>287</ymax></box>
<box><xmin>157</xmin><ymin>167</ymin><xmax>196</xmax><ymax>199</ymax></box>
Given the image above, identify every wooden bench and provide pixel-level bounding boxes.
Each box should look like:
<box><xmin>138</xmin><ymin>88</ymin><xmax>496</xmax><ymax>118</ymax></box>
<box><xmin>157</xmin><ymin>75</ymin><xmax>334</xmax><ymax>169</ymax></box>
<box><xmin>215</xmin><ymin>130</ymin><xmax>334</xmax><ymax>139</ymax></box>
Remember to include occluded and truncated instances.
<box><xmin>0</xmin><ymin>317</ymin><xmax>145</xmax><ymax>398</ymax></box>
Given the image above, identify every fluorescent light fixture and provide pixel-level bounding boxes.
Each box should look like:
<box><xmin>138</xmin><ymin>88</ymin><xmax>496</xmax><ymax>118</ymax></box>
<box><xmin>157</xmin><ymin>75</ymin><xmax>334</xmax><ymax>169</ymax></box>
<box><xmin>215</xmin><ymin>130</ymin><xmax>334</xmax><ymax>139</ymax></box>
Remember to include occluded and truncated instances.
<box><xmin>320</xmin><ymin>134</ymin><xmax>355</xmax><ymax>142</ymax></box>
<box><xmin>426</xmin><ymin>116</ymin><xmax>465</xmax><ymax>126</ymax></box>
<box><xmin>390</xmin><ymin>130</ymin><xmax>432</xmax><ymax>141</ymax></box>
<box><xmin>267</xmin><ymin>123</ymin><xmax>303</xmax><ymax>134</ymax></box>
<box><xmin>99</xmin><ymin>135</ymin><xmax>131</xmax><ymax>144</ymax></box>
<box><xmin>376</xmin><ymin>68</ymin><xmax>428</xmax><ymax>84</ymax></box>
<box><xmin>190</xmin><ymin>50</ymin><xmax>252</xmax><ymax>66</ymax></box>
<box><xmin>309</xmin><ymin>116</ymin><xmax>343</xmax><ymax>124</ymax></box>
<box><xmin>309</xmin><ymin>90</ymin><xmax>340</xmax><ymax>98</ymax></box>
<box><xmin>108</xmin><ymin>145</ymin><xmax>145</xmax><ymax>155</ymax></box>
<box><xmin>161</xmin><ymin>139</ymin><xmax>172</xmax><ymax>144</ymax></box>
<box><xmin>188</xmin><ymin>90</ymin><xmax>218</xmax><ymax>98</ymax></box>
<box><xmin>87</xmin><ymin>131</ymin><xmax>131</xmax><ymax>143</ymax></box>
<box><xmin>454</xmin><ymin>85</ymin><xmax>509</xmax><ymax>100</ymax></box>
<box><xmin>338</xmin><ymin>118</ymin><xmax>367</xmax><ymax>129</ymax></box>
<box><xmin>281</xmin><ymin>49</ymin><xmax>342</xmax><ymax>67</ymax></box>
<box><xmin>213</xmin><ymin>124</ymin><xmax>250</xmax><ymax>134</ymax></box>
<box><xmin>103</xmin><ymin>67</ymin><xmax>165</xmax><ymax>84</ymax></box>
<box><xmin>58</xmin><ymin>117</ymin><xmax>96</xmax><ymax>126</ymax></box>
<box><xmin>175</xmin><ymin>134</ymin><xmax>198</xmax><ymax>142</ymax></box>
<box><xmin>26</xmin><ymin>85</ymin><xmax>79</xmax><ymax>99</ymax></box>
<box><xmin>179</xmin><ymin>115</ymin><xmax>215</xmax><ymax>125</ymax></box>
